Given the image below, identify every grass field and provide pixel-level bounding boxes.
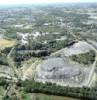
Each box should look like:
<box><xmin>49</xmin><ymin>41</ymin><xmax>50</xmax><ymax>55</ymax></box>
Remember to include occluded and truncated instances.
<box><xmin>0</xmin><ymin>39</ymin><xmax>16</xmax><ymax>50</ymax></box>
<box><xmin>22</xmin><ymin>93</ymin><xmax>79</xmax><ymax>100</ymax></box>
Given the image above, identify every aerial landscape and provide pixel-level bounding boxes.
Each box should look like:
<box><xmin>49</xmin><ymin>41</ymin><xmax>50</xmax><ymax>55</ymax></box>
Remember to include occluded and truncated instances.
<box><xmin>0</xmin><ymin>0</ymin><xmax>97</xmax><ymax>100</ymax></box>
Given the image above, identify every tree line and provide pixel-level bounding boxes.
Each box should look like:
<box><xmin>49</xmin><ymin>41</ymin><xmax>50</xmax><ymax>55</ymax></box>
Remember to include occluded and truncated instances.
<box><xmin>19</xmin><ymin>80</ymin><xmax>97</xmax><ymax>100</ymax></box>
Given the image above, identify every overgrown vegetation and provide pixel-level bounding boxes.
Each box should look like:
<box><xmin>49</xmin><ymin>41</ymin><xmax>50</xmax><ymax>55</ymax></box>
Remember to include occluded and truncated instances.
<box><xmin>0</xmin><ymin>53</ymin><xmax>8</xmax><ymax>65</ymax></box>
<box><xmin>20</xmin><ymin>80</ymin><xmax>97</xmax><ymax>100</ymax></box>
<box><xmin>71</xmin><ymin>50</ymin><xmax>96</xmax><ymax>65</ymax></box>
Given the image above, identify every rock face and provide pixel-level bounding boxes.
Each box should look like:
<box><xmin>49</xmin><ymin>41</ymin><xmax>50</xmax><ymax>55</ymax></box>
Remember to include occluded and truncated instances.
<box><xmin>51</xmin><ymin>41</ymin><xmax>94</xmax><ymax>57</ymax></box>
<box><xmin>35</xmin><ymin>57</ymin><xmax>90</xmax><ymax>87</ymax></box>
<box><xmin>34</xmin><ymin>41</ymin><xmax>95</xmax><ymax>87</ymax></box>
<box><xmin>63</xmin><ymin>41</ymin><xmax>93</xmax><ymax>56</ymax></box>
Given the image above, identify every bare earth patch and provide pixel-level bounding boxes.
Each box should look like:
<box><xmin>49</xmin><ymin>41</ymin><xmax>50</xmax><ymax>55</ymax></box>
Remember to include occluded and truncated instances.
<box><xmin>20</xmin><ymin>58</ymin><xmax>43</xmax><ymax>80</ymax></box>
<box><xmin>0</xmin><ymin>39</ymin><xmax>16</xmax><ymax>50</ymax></box>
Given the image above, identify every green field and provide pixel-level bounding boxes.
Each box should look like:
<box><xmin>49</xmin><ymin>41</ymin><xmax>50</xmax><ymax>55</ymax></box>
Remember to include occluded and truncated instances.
<box><xmin>22</xmin><ymin>93</ymin><xmax>78</xmax><ymax>100</ymax></box>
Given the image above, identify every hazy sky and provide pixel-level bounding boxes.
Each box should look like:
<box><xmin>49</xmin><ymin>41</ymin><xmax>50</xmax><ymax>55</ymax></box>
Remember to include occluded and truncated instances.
<box><xmin>0</xmin><ymin>0</ymin><xmax>97</xmax><ymax>5</ymax></box>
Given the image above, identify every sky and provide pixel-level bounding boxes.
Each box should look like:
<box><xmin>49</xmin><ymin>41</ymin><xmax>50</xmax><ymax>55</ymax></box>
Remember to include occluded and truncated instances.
<box><xmin>0</xmin><ymin>0</ymin><xmax>97</xmax><ymax>5</ymax></box>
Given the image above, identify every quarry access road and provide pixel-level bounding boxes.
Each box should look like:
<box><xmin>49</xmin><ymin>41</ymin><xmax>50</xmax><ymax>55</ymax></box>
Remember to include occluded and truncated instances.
<box><xmin>69</xmin><ymin>31</ymin><xmax>97</xmax><ymax>87</ymax></box>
